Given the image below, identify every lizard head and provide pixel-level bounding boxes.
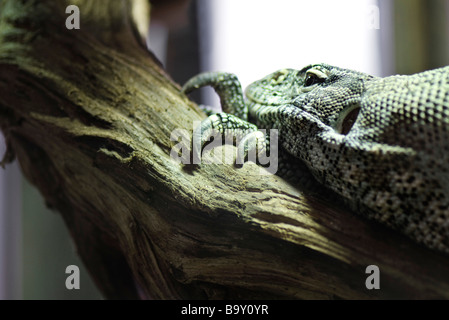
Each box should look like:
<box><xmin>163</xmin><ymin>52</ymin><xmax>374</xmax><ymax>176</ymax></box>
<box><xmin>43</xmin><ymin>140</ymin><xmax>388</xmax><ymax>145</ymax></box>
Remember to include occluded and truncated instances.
<box><xmin>246</xmin><ymin>63</ymin><xmax>377</xmax><ymax>134</ymax></box>
<box><xmin>294</xmin><ymin>64</ymin><xmax>377</xmax><ymax>134</ymax></box>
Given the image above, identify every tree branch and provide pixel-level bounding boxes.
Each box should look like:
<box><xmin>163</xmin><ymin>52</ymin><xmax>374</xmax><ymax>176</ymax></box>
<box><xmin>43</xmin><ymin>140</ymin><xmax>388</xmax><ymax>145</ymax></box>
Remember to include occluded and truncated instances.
<box><xmin>1</xmin><ymin>0</ymin><xmax>449</xmax><ymax>299</ymax></box>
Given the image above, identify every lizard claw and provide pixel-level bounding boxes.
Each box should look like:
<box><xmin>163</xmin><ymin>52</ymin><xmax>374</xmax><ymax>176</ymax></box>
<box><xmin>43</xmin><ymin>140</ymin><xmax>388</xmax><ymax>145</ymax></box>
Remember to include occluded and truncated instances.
<box><xmin>183</xmin><ymin>72</ymin><xmax>261</xmax><ymax>165</ymax></box>
<box><xmin>236</xmin><ymin>131</ymin><xmax>268</xmax><ymax>167</ymax></box>
<box><xmin>191</xmin><ymin>114</ymin><xmax>221</xmax><ymax>163</ymax></box>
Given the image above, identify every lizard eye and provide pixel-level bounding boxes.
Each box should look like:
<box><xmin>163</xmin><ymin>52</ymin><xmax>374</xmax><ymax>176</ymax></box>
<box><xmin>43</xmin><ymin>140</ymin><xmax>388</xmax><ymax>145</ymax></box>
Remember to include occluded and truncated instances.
<box><xmin>304</xmin><ymin>73</ymin><xmax>325</xmax><ymax>87</ymax></box>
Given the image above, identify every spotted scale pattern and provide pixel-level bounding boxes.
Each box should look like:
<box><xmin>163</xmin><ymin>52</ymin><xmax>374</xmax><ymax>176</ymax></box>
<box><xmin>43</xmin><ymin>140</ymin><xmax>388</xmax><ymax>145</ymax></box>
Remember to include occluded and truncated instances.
<box><xmin>183</xmin><ymin>64</ymin><xmax>449</xmax><ymax>254</ymax></box>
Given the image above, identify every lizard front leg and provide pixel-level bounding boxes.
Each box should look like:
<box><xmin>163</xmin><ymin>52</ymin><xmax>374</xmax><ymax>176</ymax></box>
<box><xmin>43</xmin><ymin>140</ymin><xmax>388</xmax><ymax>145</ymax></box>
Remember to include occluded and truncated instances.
<box><xmin>182</xmin><ymin>72</ymin><xmax>267</xmax><ymax>165</ymax></box>
<box><xmin>182</xmin><ymin>72</ymin><xmax>317</xmax><ymax>184</ymax></box>
<box><xmin>182</xmin><ymin>72</ymin><xmax>249</xmax><ymax>120</ymax></box>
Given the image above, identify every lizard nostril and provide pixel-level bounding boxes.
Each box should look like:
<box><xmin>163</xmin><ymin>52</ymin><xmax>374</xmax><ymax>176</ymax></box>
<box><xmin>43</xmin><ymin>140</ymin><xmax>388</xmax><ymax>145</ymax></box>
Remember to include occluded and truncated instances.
<box><xmin>335</xmin><ymin>104</ymin><xmax>360</xmax><ymax>135</ymax></box>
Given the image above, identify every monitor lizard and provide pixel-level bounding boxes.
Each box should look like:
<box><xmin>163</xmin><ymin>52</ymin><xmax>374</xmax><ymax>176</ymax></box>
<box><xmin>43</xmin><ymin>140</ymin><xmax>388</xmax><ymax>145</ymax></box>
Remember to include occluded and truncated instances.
<box><xmin>182</xmin><ymin>63</ymin><xmax>449</xmax><ymax>254</ymax></box>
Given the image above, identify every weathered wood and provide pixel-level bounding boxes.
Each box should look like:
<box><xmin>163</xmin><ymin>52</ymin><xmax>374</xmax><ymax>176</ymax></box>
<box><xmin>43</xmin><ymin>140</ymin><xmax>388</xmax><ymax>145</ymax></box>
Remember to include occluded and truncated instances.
<box><xmin>1</xmin><ymin>0</ymin><xmax>449</xmax><ymax>299</ymax></box>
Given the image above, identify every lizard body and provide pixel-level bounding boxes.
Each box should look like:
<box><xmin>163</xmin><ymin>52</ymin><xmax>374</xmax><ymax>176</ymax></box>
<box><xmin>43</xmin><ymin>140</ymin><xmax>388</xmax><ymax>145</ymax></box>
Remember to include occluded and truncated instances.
<box><xmin>182</xmin><ymin>64</ymin><xmax>449</xmax><ymax>254</ymax></box>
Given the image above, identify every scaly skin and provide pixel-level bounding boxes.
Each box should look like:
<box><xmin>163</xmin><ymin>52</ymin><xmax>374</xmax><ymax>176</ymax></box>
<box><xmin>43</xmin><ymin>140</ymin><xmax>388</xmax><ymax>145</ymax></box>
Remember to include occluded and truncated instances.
<box><xmin>182</xmin><ymin>63</ymin><xmax>449</xmax><ymax>254</ymax></box>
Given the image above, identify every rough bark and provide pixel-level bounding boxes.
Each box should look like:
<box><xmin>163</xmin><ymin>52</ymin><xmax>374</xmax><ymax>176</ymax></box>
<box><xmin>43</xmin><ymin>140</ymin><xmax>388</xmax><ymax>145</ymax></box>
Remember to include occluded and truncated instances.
<box><xmin>1</xmin><ymin>0</ymin><xmax>449</xmax><ymax>299</ymax></box>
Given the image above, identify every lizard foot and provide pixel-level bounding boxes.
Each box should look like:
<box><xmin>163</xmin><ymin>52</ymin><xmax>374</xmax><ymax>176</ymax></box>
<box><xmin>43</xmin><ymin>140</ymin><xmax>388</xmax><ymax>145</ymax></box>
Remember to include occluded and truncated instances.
<box><xmin>192</xmin><ymin>112</ymin><xmax>262</xmax><ymax>165</ymax></box>
<box><xmin>183</xmin><ymin>72</ymin><xmax>273</xmax><ymax>170</ymax></box>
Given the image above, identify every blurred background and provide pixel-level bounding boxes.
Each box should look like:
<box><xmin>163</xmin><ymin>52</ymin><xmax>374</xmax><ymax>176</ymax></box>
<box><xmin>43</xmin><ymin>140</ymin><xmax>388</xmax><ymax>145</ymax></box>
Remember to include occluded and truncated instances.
<box><xmin>0</xmin><ymin>0</ymin><xmax>448</xmax><ymax>299</ymax></box>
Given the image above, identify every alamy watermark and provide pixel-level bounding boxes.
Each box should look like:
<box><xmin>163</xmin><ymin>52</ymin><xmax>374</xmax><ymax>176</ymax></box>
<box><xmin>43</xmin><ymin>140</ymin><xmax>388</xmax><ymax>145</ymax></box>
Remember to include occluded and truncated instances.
<box><xmin>65</xmin><ymin>265</ymin><xmax>80</xmax><ymax>290</ymax></box>
<box><xmin>366</xmin><ymin>4</ymin><xmax>380</xmax><ymax>30</ymax></box>
<box><xmin>65</xmin><ymin>5</ymin><xmax>80</xmax><ymax>30</ymax></box>
<box><xmin>365</xmin><ymin>265</ymin><xmax>380</xmax><ymax>290</ymax></box>
<box><xmin>64</xmin><ymin>4</ymin><xmax>380</xmax><ymax>31</ymax></box>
